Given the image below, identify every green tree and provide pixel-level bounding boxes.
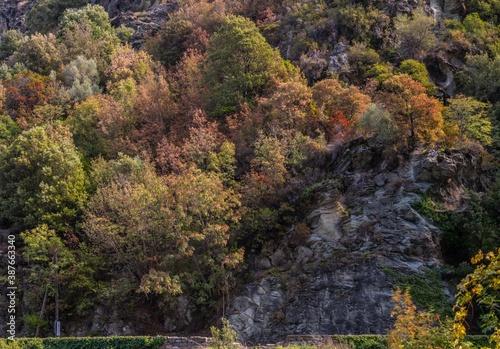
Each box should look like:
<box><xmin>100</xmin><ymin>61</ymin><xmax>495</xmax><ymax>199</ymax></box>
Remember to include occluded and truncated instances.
<box><xmin>462</xmin><ymin>13</ymin><xmax>500</xmax><ymax>55</ymax></box>
<box><xmin>144</xmin><ymin>18</ymin><xmax>197</xmax><ymax>68</ymax></box>
<box><xmin>394</xmin><ymin>9</ymin><xmax>437</xmax><ymax>60</ymax></box>
<box><xmin>12</xmin><ymin>33</ymin><xmax>63</xmax><ymax>76</ymax></box>
<box><xmin>0</xmin><ymin>125</ymin><xmax>87</xmax><ymax>232</ymax></box>
<box><xmin>357</xmin><ymin>103</ymin><xmax>398</xmax><ymax>144</ymax></box>
<box><xmin>465</xmin><ymin>0</ymin><xmax>500</xmax><ymax>24</ymax></box>
<box><xmin>443</xmin><ymin>95</ymin><xmax>492</xmax><ymax>145</ymax></box>
<box><xmin>454</xmin><ymin>249</ymin><xmax>500</xmax><ymax>349</ymax></box>
<box><xmin>204</xmin><ymin>15</ymin><xmax>288</xmax><ymax>117</ymax></box>
<box><xmin>0</xmin><ymin>115</ymin><xmax>21</xmax><ymax>151</ymax></box>
<box><xmin>26</xmin><ymin>0</ymin><xmax>87</xmax><ymax>34</ymax></box>
<box><xmin>336</xmin><ymin>4</ymin><xmax>386</xmax><ymax>45</ymax></box>
<box><xmin>210</xmin><ymin>318</ymin><xmax>240</xmax><ymax>349</ymax></box>
<box><xmin>64</xmin><ymin>97</ymin><xmax>104</xmax><ymax>159</ymax></box>
<box><xmin>58</xmin><ymin>5</ymin><xmax>120</xmax><ymax>75</ymax></box>
<box><xmin>0</xmin><ymin>62</ymin><xmax>27</xmax><ymax>82</ymax></box>
<box><xmin>347</xmin><ymin>42</ymin><xmax>381</xmax><ymax>80</ymax></box>
<box><xmin>62</xmin><ymin>56</ymin><xmax>101</xmax><ymax>102</ymax></box>
<box><xmin>20</xmin><ymin>224</ymin><xmax>74</xmax><ymax>335</ymax></box>
<box><xmin>459</xmin><ymin>54</ymin><xmax>500</xmax><ymax>103</ymax></box>
<box><xmin>0</xmin><ymin>30</ymin><xmax>23</xmax><ymax>61</ymax></box>
<box><xmin>397</xmin><ymin>60</ymin><xmax>437</xmax><ymax>95</ymax></box>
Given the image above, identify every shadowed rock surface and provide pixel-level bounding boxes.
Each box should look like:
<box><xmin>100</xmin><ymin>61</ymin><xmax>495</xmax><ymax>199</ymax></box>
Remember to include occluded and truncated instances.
<box><xmin>0</xmin><ymin>0</ymin><xmax>175</xmax><ymax>46</ymax></box>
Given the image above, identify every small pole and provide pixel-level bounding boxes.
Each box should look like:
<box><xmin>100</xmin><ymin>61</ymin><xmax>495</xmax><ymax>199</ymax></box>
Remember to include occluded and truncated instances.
<box><xmin>54</xmin><ymin>248</ymin><xmax>60</xmax><ymax>337</ymax></box>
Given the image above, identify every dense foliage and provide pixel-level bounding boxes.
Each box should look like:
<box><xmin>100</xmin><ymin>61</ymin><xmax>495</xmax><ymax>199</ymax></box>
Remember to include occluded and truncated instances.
<box><xmin>0</xmin><ymin>0</ymin><xmax>499</xmax><ymax>342</ymax></box>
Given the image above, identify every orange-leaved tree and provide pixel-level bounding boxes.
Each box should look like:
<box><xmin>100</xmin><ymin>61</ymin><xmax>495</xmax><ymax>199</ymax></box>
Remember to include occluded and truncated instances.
<box><xmin>378</xmin><ymin>74</ymin><xmax>444</xmax><ymax>147</ymax></box>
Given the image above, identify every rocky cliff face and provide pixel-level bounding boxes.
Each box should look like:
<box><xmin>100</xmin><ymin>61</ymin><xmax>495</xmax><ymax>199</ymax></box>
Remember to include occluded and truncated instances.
<box><xmin>228</xmin><ymin>140</ymin><xmax>486</xmax><ymax>345</ymax></box>
<box><xmin>0</xmin><ymin>1</ymin><xmax>32</xmax><ymax>33</ymax></box>
<box><xmin>0</xmin><ymin>0</ymin><xmax>175</xmax><ymax>46</ymax></box>
<box><xmin>90</xmin><ymin>0</ymin><xmax>176</xmax><ymax>46</ymax></box>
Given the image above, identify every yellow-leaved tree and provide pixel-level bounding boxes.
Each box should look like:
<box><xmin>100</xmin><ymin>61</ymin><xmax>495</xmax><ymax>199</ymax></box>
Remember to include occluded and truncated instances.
<box><xmin>389</xmin><ymin>287</ymin><xmax>453</xmax><ymax>349</ymax></box>
<box><xmin>454</xmin><ymin>249</ymin><xmax>500</xmax><ymax>349</ymax></box>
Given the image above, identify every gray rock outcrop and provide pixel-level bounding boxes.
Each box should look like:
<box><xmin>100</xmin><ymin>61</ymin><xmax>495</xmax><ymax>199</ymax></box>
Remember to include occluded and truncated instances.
<box><xmin>228</xmin><ymin>140</ymin><xmax>486</xmax><ymax>345</ymax></box>
<box><xmin>0</xmin><ymin>1</ymin><xmax>32</xmax><ymax>33</ymax></box>
<box><xmin>0</xmin><ymin>0</ymin><xmax>175</xmax><ymax>46</ymax></box>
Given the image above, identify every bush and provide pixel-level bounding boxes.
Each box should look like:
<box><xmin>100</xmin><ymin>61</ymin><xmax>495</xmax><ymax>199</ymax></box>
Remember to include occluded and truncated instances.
<box><xmin>0</xmin><ymin>336</ymin><xmax>492</xmax><ymax>349</ymax></box>
<box><xmin>210</xmin><ymin>318</ymin><xmax>240</xmax><ymax>349</ymax></box>
<box><xmin>0</xmin><ymin>337</ymin><xmax>164</xmax><ymax>349</ymax></box>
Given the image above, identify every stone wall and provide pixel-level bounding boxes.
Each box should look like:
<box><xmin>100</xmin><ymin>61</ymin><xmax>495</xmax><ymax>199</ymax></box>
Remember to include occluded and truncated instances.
<box><xmin>159</xmin><ymin>334</ymin><xmax>337</xmax><ymax>349</ymax></box>
<box><xmin>160</xmin><ymin>336</ymin><xmax>212</xmax><ymax>349</ymax></box>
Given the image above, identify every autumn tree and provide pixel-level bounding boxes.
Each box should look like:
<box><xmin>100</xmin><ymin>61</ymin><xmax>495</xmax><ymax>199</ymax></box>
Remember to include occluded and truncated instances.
<box><xmin>131</xmin><ymin>72</ymin><xmax>174</xmax><ymax>153</ymax></box>
<box><xmin>105</xmin><ymin>55</ymin><xmax>175</xmax><ymax>157</ymax></box>
<box><xmin>168</xmin><ymin>50</ymin><xmax>207</xmax><ymax>137</ymax></box>
<box><xmin>312</xmin><ymin>78</ymin><xmax>370</xmax><ymax>122</ymax></box>
<box><xmin>248</xmin><ymin>134</ymin><xmax>288</xmax><ymax>191</ymax></box>
<box><xmin>0</xmin><ymin>125</ymin><xmax>86</xmax><ymax>232</ymax></box>
<box><xmin>174</xmin><ymin>0</ymin><xmax>231</xmax><ymax>34</ymax></box>
<box><xmin>203</xmin><ymin>15</ymin><xmax>288</xmax><ymax>117</ymax></box>
<box><xmin>83</xmin><ymin>94</ymin><xmax>135</xmax><ymax>158</ymax></box>
<box><xmin>312</xmin><ymin>77</ymin><xmax>370</xmax><ymax>141</ymax></box>
<box><xmin>389</xmin><ymin>288</ymin><xmax>453</xmax><ymax>349</ymax></box>
<box><xmin>105</xmin><ymin>45</ymin><xmax>155</xmax><ymax>88</ymax></box>
<box><xmin>454</xmin><ymin>249</ymin><xmax>500</xmax><ymax>349</ymax></box>
<box><xmin>84</xmin><ymin>155</ymin><xmax>183</xmax><ymax>296</ymax></box>
<box><xmin>164</xmin><ymin>167</ymin><xmax>242</xmax><ymax>308</ymax></box>
<box><xmin>156</xmin><ymin>110</ymin><xmax>236</xmax><ymax>187</ymax></box>
<box><xmin>3</xmin><ymin>71</ymin><xmax>57</xmax><ymax>128</ymax></box>
<box><xmin>84</xmin><ymin>155</ymin><xmax>242</xmax><ymax>309</ymax></box>
<box><xmin>378</xmin><ymin>74</ymin><xmax>444</xmax><ymax>146</ymax></box>
<box><xmin>259</xmin><ymin>77</ymin><xmax>315</xmax><ymax>133</ymax></box>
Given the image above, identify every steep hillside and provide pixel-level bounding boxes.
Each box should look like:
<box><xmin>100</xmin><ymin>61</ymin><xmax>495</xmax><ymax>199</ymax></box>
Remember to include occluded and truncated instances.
<box><xmin>0</xmin><ymin>0</ymin><xmax>499</xmax><ymax>344</ymax></box>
